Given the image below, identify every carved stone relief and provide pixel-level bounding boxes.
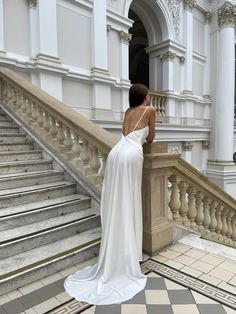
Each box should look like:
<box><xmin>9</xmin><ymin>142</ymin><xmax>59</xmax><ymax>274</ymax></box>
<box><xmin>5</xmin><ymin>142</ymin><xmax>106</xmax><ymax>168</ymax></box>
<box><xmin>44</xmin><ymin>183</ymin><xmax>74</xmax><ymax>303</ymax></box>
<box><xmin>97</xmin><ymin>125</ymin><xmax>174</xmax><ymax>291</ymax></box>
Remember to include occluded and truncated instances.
<box><xmin>28</xmin><ymin>0</ymin><xmax>37</xmax><ymax>8</ymax></box>
<box><xmin>164</xmin><ymin>0</ymin><xmax>181</xmax><ymax>39</ymax></box>
<box><xmin>218</xmin><ymin>2</ymin><xmax>236</xmax><ymax>28</ymax></box>
<box><xmin>107</xmin><ymin>0</ymin><xmax>120</xmax><ymax>9</ymax></box>
<box><xmin>120</xmin><ymin>31</ymin><xmax>132</xmax><ymax>44</ymax></box>
<box><xmin>182</xmin><ymin>141</ymin><xmax>193</xmax><ymax>151</ymax></box>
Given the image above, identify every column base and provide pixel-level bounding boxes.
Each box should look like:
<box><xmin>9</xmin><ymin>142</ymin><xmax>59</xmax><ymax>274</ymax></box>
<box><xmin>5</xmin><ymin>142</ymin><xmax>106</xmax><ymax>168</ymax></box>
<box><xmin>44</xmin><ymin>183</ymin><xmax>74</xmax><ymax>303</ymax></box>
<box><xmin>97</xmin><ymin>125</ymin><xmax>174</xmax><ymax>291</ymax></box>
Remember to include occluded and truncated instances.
<box><xmin>206</xmin><ymin>161</ymin><xmax>236</xmax><ymax>198</ymax></box>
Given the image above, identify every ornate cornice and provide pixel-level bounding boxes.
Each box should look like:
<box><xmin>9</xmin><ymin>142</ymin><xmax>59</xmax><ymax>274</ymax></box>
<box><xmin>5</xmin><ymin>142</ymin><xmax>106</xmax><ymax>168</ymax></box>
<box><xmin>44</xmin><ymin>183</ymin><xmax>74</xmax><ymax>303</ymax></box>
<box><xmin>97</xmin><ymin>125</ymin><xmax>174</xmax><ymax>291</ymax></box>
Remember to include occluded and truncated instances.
<box><xmin>183</xmin><ymin>0</ymin><xmax>197</xmax><ymax>11</ymax></box>
<box><xmin>182</xmin><ymin>141</ymin><xmax>193</xmax><ymax>151</ymax></box>
<box><xmin>28</xmin><ymin>0</ymin><xmax>37</xmax><ymax>8</ymax></box>
<box><xmin>160</xmin><ymin>51</ymin><xmax>176</xmax><ymax>61</ymax></box>
<box><xmin>120</xmin><ymin>31</ymin><xmax>132</xmax><ymax>44</ymax></box>
<box><xmin>218</xmin><ymin>2</ymin><xmax>236</xmax><ymax>28</ymax></box>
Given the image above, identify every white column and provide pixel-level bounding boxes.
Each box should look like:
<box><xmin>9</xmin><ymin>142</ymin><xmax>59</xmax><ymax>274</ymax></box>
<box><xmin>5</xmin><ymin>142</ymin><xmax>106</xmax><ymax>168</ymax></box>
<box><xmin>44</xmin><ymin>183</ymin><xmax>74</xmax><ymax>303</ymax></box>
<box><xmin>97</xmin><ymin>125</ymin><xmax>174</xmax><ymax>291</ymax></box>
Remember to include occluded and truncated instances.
<box><xmin>203</xmin><ymin>13</ymin><xmax>210</xmax><ymax>96</ymax></box>
<box><xmin>29</xmin><ymin>1</ymin><xmax>39</xmax><ymax>57</ymax></box>
<box><xmin>215</xmin><ymin>17</ymin><xmax>234</xmax><ymax>161</ymax></box>
<box><xmin>38</xmin><ymin>0</ymin><xmax>58</xmax><ymax>58</ymax></box>
<box><xmin>206</xmin><ymin>2</ymin><xmax>236</xmax><ymax>198</ymax></box>
<box><xmin>183</xmin><ymin>0</ymin><xmax>195</xmax><ymax>94</ymax></box>
<box><xmin>92</xmin><ymin>0</ymin><xmax>108</xmax><ymax>71</ymax></box>
<box><xmin>91</xmin><ymin>0</ymin><xmax>112</xmax><ymax>119</ymax></box>
<box><xmin>161</xmin><ymin>52</ymin><xmax>175</xmax><ymax>92</ymax></box>
<box><xmin>0</xmin><ymin>0</ymin><xmax>5</xmax><ymax>54</ymax></box>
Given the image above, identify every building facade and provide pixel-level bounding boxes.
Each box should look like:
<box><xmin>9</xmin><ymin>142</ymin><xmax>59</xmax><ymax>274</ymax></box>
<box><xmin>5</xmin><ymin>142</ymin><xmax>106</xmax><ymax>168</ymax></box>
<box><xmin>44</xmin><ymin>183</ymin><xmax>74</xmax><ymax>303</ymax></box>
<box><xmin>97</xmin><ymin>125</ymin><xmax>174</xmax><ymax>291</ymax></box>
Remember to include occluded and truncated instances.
<box><xmin>0</xmin><ymin>0</ymin><xmax>236</xmax><ymax>197</ymax></box>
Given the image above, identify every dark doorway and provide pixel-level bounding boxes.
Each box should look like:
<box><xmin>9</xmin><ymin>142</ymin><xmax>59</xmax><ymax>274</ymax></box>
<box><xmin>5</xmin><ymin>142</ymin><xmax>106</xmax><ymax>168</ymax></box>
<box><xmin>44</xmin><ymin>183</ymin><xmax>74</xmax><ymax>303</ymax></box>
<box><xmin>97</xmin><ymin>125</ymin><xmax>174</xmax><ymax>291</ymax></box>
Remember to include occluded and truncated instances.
<box><xmin>128</xmin><ymin>10</ymin><xmax>149</xmax><ymax>87</ymax></box>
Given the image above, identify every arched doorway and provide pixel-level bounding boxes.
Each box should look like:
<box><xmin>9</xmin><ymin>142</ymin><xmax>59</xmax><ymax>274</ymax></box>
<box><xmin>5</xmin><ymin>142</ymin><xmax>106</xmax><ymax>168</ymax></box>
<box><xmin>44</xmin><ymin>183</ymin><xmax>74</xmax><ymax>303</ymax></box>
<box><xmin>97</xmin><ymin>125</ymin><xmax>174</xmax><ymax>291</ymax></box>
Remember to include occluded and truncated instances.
<box><xmin>128</xmin><ymin>9</ymin><xmax>149</xmax><ymax>87</ymax></box>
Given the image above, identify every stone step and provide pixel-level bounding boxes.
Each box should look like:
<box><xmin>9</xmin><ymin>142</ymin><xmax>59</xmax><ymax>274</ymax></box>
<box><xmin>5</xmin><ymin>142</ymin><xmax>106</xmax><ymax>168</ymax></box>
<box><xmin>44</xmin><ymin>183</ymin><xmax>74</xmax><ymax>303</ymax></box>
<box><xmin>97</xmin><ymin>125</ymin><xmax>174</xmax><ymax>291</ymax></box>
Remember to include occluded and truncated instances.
<box><xmin>0</xmin><ymin>141</ymin><xmax>34</xmax><ymax>151</ymax></box>
<box><xmin>0</xmin><ymin>227</ymin><xmax>101</xmax><ymax>295</ymax></box>
<box><xmin>0</xmin><ymin>150</ymin><xmax>42</xmax><ymax>162</ymax></box>
<box><xmin>0</xmin><ymin>181</ymin><xmax>76</xmax><ymax>208</ymax></box>
<box><xmin>0</xmin><ymin>194</ymin><xmax>91</xmax><ymax>231</ymax></box>
<box><xmin>0</xmin><ymin>120</ymin><xmax>16</xmax><ymax>126</ymax></box>
<box><xmin>0</xmin><ymin>125</ymin><xmax>20</xmax><ymax>133</ymax></box>
<box><xmin>0</xmin><ymin>159</ymin><xmax>52</xmax><ymax>174</ymax></box>
<box><xmin>0</xmin><ymin>133</ymin><xmax>28</xmax><ymax>142</ymax></box>
<box><xmin>0</xmin><ymin>210</ymin><xmax>100</xmax><ymax>259</ymax></box>
<box><xmin>0</xmin><ymin>169</ymin><xmax>64</xmax><ymax>190</ymax></box>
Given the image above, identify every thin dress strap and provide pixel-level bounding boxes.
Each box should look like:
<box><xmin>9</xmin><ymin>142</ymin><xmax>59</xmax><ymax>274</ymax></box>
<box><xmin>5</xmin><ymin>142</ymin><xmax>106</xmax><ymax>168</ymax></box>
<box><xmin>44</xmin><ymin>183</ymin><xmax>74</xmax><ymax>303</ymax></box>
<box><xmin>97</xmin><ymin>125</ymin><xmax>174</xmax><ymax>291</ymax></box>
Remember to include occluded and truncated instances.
<box><xmin>133</xmin><ymin>106</ymin><xmax>148</xmax><ymax>131</ymax></box>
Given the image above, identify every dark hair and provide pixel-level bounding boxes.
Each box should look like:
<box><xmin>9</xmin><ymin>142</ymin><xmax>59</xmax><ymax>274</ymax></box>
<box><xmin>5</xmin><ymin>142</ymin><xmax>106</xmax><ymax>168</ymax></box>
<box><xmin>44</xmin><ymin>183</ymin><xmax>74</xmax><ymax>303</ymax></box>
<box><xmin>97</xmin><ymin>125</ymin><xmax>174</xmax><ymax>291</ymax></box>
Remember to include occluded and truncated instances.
<box><xmin>129</xmin><ymin>83</ymin><xmax>149</xmax><ymax>107</ymax></box>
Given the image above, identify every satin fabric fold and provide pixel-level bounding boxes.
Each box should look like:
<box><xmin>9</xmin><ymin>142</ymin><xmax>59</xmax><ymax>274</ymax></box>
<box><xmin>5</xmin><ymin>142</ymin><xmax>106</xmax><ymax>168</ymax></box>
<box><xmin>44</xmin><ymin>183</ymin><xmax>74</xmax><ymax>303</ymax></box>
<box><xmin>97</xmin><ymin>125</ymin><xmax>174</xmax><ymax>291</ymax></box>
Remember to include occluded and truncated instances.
<box><xmin>64</xmin><ymin>126</ymin><xmax>149</xmax><ymax>305</ymax></box>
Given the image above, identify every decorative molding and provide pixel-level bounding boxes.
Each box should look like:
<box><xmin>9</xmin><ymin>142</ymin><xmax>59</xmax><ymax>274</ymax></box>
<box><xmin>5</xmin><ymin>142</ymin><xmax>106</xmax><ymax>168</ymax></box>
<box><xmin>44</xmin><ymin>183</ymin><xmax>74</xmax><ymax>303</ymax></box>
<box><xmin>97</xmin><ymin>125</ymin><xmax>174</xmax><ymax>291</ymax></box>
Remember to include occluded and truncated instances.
<box><xmin>202</xmin><ymin>141</ymin><xmax>209</xmax><ymax>150</ymax></box>
<box><xmin>204</xmin><ymin>12</ymin><xmax>211</xmax><ymax>23</ymax></box>
<box><xmin>183</xmin><ymin>141</ymin><xmax>193</xmax><ymax>151</ymax></box>
<box><xmin>183</xmin><ymin>0</ymin><xmax>197</xmax><ymax>11</ymax></box>
<box><xmin>120</xmin><ymin>31</ymin><xmax>132</xmax><ymax>44</ymax></box>
<box><xmin>164</xmin><ymin>0</ymin><xmax>181</xmax><ymax>39</ymax></box>
<box><xmin>168</xmin><ymin>144</ymin><xmax>181</xmax><ymax>154</ymax></box>
<box><xmin>107</xmin><ymin>0</ymin><xmax>120</xmax><ymax>9</ymax></box>
<box><xmin>28</xmin><ymin>0</ymin><xmax>37</xmax><ymax>8</ymax></box>
<box><xmin>179</xmin><ymin>56</ymin><xmax>185</xmax><ymax>64</ymax></box>
<box><xmin>218</xmin><ymin>2</ymin><xmax>236</xmax><ymax>28</ymax></box>
<box><xmin>107</xmin><ymin>24</ymin><xmax>112</xmax><ymax>32</ymax></box>
<box><xmin>160</xmin><ymin>51</ymin><xmax>176</xmax><ymax>61</ymax></box>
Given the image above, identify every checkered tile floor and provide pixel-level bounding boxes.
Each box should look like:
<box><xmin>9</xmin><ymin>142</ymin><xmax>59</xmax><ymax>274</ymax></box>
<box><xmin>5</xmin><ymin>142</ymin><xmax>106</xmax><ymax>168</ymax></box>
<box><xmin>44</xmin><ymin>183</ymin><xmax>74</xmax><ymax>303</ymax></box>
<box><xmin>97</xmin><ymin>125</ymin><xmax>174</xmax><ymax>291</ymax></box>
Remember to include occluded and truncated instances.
<box><xmin>82</xmin><ymin>272</ymin><xmax>233</xmax><ymax>314</ymax></box>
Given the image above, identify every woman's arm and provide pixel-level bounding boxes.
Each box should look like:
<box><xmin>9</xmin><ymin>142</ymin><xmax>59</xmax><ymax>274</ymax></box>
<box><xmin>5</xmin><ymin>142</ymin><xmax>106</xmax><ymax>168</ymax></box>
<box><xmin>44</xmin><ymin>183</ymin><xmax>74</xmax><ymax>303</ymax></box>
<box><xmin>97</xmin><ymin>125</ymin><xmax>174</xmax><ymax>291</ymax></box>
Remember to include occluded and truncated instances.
<box><xmin>146</xmin><ymin>107</ymin><xmax>156</xmax><ymax>143</ymax></box>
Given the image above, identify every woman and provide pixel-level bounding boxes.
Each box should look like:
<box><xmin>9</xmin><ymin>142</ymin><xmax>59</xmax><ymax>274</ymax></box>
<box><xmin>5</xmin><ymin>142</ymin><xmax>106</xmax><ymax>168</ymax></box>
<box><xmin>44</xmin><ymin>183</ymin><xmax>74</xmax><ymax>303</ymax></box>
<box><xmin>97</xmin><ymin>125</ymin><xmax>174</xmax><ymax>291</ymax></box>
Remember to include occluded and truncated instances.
<box><xmin>64</xmin><ymin>83</ymin><xmax>156</xmax><ymax>305</ymax></box>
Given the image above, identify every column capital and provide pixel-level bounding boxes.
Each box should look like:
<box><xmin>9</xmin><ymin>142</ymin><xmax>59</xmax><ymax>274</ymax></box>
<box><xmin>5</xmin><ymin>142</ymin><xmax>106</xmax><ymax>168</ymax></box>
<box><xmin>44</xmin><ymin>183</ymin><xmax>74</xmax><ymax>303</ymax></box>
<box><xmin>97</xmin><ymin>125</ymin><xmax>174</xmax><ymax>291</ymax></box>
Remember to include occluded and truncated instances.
<box><xmin>182</xmin><ymin>141</ymin><xmax>193</xmax><ymax>151</ymax></box>
<box><xmin>160</xmin><ymin>51</ymin><xmax>176</xmax><ymax>62</ymax></box>
<box><xmin>218</xmin><ymin>2</ymin><xmax>236</xmax><ymax>28</ymax></box>
<box><xmin>183</xmin><ymin>0</ymin><xmax>197</xmax><ymax>11</ymax></box>
<box><xmin>27</xmin><ymin>0</ymin><xmax>37</xmax><ymax>8</ymax></box>
<box><xmin>202</xmin><ymin>141</ymin><xmax>209</xmax><ymax>150</ymax></box>
<box><xmin>120</xmin><ymin>31</ymin><xmax>132</xmax><ymax>44</ymax></box>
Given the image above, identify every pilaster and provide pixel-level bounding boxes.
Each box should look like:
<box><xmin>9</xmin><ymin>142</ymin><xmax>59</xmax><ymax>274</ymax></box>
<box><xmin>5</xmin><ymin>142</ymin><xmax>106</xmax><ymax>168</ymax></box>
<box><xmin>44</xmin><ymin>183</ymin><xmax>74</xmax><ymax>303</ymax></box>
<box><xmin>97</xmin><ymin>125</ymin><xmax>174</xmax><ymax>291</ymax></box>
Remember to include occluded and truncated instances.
<box><xmin>0</xmin><ymin>0</ymin><xmax>5</xmax><ymax>55</ymax></box>
<box><xmin>182</xmin><ymin>141</ymin><xmax>193</xmax><ymax>164</ymax></box>
<box><xmin>160</xmin><ymin>51</ymin><xmax>176</xmax><ymax>92</ymax></box>
<box><xmin>183</xmin><ymin>0</ymin><xmax>196</xmax><ymax>94</ymax></box>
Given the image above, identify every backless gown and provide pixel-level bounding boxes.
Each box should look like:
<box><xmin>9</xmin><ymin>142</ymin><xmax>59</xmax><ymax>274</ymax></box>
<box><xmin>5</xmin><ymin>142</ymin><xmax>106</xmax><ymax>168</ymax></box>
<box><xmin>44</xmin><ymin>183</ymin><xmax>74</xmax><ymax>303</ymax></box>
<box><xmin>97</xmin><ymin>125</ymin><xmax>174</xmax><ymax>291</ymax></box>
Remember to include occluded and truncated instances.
<box><xmin>64</xmin><ymin>107</ymin><xmax>149</xmax><ymax>305</ymax></box>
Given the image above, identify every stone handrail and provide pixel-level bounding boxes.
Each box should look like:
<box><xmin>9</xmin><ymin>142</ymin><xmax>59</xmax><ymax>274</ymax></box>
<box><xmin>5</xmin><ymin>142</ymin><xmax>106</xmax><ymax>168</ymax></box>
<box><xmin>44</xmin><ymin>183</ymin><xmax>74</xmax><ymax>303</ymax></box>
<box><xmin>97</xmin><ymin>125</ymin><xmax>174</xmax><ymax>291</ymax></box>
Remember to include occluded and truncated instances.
<box><xmin>142</xmin><ymin>145</ymin><xmax>236</xmax><ymax>253</ymax></box>
<box><xmin>0</xmin><ymin>67</ymin><xmax>117</xmax><ymax>194</ymax></box>
<box><xmin>149</xmin><ymin>90</ymin><xmax>167</xmax><ymax>123</ymax></box>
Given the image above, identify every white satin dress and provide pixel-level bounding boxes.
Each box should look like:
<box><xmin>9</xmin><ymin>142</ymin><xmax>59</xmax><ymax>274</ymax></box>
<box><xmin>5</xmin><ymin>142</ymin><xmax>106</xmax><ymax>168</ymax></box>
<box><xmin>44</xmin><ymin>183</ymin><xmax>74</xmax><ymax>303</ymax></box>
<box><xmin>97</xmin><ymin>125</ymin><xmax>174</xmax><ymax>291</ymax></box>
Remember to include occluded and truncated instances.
<box><xmin>64</xmin><ymin>107</ymin><xmax>149</xmax><ymax>305</ymax></box>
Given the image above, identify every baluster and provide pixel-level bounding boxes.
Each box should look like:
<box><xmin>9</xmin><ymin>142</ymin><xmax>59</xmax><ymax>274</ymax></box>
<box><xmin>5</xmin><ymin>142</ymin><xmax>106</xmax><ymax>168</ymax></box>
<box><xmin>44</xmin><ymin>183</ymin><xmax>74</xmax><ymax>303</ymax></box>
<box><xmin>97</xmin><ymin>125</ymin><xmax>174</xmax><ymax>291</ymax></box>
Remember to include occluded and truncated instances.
<box><xmin>90</xmin><ymin>146</ymin><xmax>101</xmax><ymax>174</ymax></box>
<box><xmin>187</xmin><ymin>186</ymin><xmax>197</xmax><ymax>230</ymax></box>
<box><xmin>56</xmin><ymin>121</ymin><xmax>65</xmax><ymax>150</ymax></box>
<box><xmin>49</xmin><ymin>116</ymin><xmax>58</xmax><ymax>140</ymax></box>
<box><xmin>226</xmin><ymin>210</ymin><xmax>233</xmax><ymax>245</ymax></box>
<box><xmin>62</xmin><ymin>127</ymin><xmax>73</xmax><ymax>157</ymax></box>
<box><xmin>221</xmin><ymin>207</ymin><xmax>228</xmax><ymax>242</ymax></box>
<box><xmin>37</xmin><ymin>107</ymin><xmax>44</xmax><ymax>129</ymax></box>
<box><xmin>209</xmin><ymin>201</ymin><xmax>217</xmax><ymax>239</ymax></box>
<box><xmin>80</xmin><ymin>139</ymin><xmax>90</xmax><ymax>168</ymax></box>
<box><xmin>179</xmin><ymin>180</ymin><xmax>189</xmax><ymax>226</ymax></box>
<box><xmin>161</xmin><ymin>99</ymin><xmax>166</xmax><ymax>116</ymax></box>
<box><xmin>26</xmin><ymin>99</ymin><xmax>33</xmax><ymax>122</ymax></box>
<box><xmin>202</xmin><ymin>196</ymin><xmax>211</xmax><ymax>236</ymax></box>
<box><xmin>43</xmin><ymin>112</ymin><xmax>51</xmax><ymax>136</ymax></box>
<box><xmin>70</xmin><ymin>134</ymin><xmax>81</xmax><ymax>167</ymax></box>
<box><xmin>231</xmin><ymin>214</ymin><xmax>236</xmax><ymax>246</ymax></box>
<box><xmin>195</xmin><ymin>191</ymin><xmax>204</xmax><ymax>233</ymax></box>
<box><xmin>100</xmin><ymin>153</ymin><xmax>107</xmax><ymax>180</ymax></box>
<box><xmin>31</xmin><ymin>102</ymin><xmax>38</xmax><ymax>126</ymax></box>
<box><xmin>168</xmin><ymin>175</ymin><xmax>181</xmax><ymax>222</ymax></box>
<box><xmin>215</xmin><ymin>204</ymin><xmax>223</xmax><ymax>241</ymax></box>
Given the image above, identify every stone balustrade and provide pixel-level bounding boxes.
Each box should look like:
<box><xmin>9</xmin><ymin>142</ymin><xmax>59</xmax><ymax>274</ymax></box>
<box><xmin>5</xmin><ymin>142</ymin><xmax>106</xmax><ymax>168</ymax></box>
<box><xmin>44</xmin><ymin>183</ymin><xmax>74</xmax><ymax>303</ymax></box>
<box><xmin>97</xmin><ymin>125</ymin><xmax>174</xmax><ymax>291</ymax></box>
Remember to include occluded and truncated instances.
<box><xmin>0</xmin><ymin>67</ymin><xmax>235</xmax><ymax>255</ymax></box>
<box><xmin>0</xmin><ymin>68</ymin><xmax>117</xmax><ymax>194</ymax></box>
<box><xmin>142</xmin><ymin>143</ymin><xmax>236</xmax><ymax>254</ymax></box>
<box><xmin>149</xmin><ymin>91</ymin><xmax>167</xmax><ymax>123</ymax></box>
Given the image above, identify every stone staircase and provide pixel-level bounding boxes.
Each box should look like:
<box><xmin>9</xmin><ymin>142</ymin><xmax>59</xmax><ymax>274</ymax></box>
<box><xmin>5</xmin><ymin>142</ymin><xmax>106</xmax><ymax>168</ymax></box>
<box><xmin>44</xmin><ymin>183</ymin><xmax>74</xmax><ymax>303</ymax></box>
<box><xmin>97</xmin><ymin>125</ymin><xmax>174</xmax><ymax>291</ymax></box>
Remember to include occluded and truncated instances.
<box><xmin>0</xmin><ymin>108</ymin><xmax>101</xmax><ymax>295</ymax></box>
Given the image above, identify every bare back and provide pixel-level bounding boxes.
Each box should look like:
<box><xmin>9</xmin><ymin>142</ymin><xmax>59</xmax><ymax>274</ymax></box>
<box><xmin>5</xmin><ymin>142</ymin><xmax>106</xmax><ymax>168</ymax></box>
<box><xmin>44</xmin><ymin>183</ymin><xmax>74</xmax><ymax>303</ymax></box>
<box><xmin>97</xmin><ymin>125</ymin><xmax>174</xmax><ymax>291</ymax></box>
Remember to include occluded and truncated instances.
<box><xmin>122</xmin><ymin>105</ymin><xmax>156</xmax><ymax>143</ymax></box>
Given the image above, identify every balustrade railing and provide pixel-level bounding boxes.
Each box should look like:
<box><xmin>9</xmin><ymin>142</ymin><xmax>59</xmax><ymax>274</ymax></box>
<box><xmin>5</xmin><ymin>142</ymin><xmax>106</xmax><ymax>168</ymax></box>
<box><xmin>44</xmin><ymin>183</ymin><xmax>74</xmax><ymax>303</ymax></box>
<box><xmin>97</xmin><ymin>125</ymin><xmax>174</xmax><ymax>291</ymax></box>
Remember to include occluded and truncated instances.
<box><xmin>149</xmin><ymin>91</ymin><xmax>167</xmax><ymax>123</ymax></box>
<box><xmin>142</xmin><ymin>148</ymin><xmax>236</xmax><ymax>251</ymax></box>
<box><xmin>1</xmin><ymin>67</ymin><xmax>235</xmax><ymax>253</ymax></box>
<box><xmin>0</xmin><ymin>68</ymin><xmax>117</xmax><ymax>195</ymax></box>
